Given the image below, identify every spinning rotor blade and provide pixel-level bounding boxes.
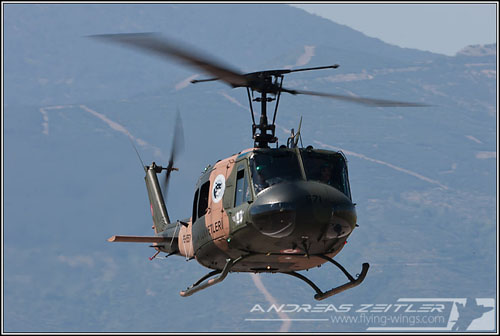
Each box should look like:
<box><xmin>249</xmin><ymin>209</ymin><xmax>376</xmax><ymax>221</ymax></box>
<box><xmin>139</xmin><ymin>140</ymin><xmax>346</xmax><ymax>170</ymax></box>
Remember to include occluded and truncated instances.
<box><xmin>89</xmin><ymin>33</ymin><xmax>340</xmax><ymax>94</ymax></box>
<box><xmin>162</xmin><ymin>111</ymin><xmax>185</xmax><ymax>199</ymax></box>
<box><xmin>90</xmin><ymin>33</ymin><xmax>248</xmax><ymax>88</ymax></box>
<box><xmin>283</xmin><ymin>88</ymin><xmax>430</xmax><ymax>107</ymax></box>
<box><xmin>90</xmin><ymin>33</ymin><xmax>428</xmax><ymax>107</ymax></box>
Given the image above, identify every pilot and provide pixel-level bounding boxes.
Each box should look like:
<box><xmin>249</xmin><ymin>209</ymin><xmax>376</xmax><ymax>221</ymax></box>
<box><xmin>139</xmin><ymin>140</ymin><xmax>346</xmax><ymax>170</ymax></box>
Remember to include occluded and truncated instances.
<box><xmin>252</xmin><ymin>164</ymin><xmax>269</xmax><ymax>193</ymax></box>
<box><xmin>320</xmin><ymin>163</ymin><xmax>341</xmax><ymax>191</ymax></box>
<box><xmin>320</xmin><ymin>164</ymin><xmax>333</xmax><ymax>185</ymax></box>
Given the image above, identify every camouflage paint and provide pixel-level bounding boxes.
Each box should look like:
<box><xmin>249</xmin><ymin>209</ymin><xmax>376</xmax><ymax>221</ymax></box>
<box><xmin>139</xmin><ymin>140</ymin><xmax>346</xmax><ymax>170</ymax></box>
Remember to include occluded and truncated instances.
<box><xmin>113</xmin><ymin>148</ymin><xmax>359</xmax><ymax>274</ymax></box>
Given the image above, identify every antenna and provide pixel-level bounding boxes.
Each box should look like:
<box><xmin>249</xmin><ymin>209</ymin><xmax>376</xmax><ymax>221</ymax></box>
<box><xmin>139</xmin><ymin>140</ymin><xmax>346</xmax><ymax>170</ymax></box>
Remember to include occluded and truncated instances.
<box><xmin>128</xmin><ymin>135</ymin><xmax>147</xmax><ymax>172</ymax></box>
<box><xmin>287</xmin><ymin>116</ymin><xmax>303</xmax><ymax>148</ymax></box>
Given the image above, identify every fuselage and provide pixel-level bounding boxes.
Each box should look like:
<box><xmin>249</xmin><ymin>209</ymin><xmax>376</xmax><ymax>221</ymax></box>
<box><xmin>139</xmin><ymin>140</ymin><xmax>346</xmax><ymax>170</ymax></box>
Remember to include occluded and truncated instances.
<box><xmin>176</xmin><ymin>147</ymin><xmax>357</xmax><ymax>273</ymax></box>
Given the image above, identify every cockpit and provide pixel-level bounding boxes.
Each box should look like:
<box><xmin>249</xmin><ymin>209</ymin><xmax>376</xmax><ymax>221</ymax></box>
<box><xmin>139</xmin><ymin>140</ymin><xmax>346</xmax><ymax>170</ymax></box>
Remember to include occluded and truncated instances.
<box><xmin>249</xmin><ymin>150</ymin><xmax>302</xmax><ymax>194</ymax></box>
<box><xmin>249</xmin><ymin>148</ymin><xmax>351</xmax><ymax>199</ymax></box>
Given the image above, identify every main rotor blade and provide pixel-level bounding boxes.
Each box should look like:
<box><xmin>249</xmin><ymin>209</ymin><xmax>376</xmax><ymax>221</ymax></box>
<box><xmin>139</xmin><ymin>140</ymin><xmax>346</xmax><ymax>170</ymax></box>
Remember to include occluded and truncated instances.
<box><xmin>243</xmin><ymin>64</ymin><xmax>340</xmax><ymax>78</ymax></box>
<box><xmin>90</xmin><ymin>33</ymin><xmax>248</xmax><ymax>87</ymax></box>
<box><xmin>283</xmin><ymin>88</ymin><xmax>430</xmax><ymax>107</ymax></box>
<box><xmin>287</xmin><ymin>64</ymin><xmax>339</xmax><ymax>74</ymax></box>
<box><xmin>90</xmin><ymin>33</ymin><xmax>428</xmax><ymax>107</ymax></box>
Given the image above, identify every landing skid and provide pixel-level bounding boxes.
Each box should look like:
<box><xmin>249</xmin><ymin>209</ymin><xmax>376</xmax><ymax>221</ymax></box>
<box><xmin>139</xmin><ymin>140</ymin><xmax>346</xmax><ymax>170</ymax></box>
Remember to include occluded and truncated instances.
<box><xmin>179</xmin><ymin>254</ymin><xmax>368</xmax><ymax>300</ymax></box>
<box><xmin>179</xmin><ymin>255</ymin><xmax>248</xmax><ymax>297</ymax></box>
<box><xmin>284</xmin><ymin>255</ymin><xmax>369</xmax><ymax>301</ymax></box>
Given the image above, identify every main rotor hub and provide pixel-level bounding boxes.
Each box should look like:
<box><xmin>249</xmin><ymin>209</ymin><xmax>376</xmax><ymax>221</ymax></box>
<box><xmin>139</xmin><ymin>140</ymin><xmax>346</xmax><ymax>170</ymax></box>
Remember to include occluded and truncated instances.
<box><xmin>246</xmin><ymin>74</ymin><xmax>284</xmax><ymax>148</ymax></box>
<box><xmin>241</xmin><ymin>66</ymin><xmax>338</xmax><ymax>148</ymax></box>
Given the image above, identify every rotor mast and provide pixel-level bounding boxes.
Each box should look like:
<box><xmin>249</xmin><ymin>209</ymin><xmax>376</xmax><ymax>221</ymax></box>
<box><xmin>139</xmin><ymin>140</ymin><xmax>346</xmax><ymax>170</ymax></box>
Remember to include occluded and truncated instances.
<box><xmin>189</xmin><ymin>64</ymin><xmax>342</xmax><ymax>148</ymax></box>
<box><xmin>254</xmin><ymin>90</ymin><xmax>276</xmax><ymax>148</ymax></box>
<box><xmin>246</xmin><ymin>66</ymin><xmax>338</xmax><ymax>149</ymax></box>
<box><xmin>249</xmin><ymin>75</ymin><xmax>281</xmax><ymax>148</ymax></box>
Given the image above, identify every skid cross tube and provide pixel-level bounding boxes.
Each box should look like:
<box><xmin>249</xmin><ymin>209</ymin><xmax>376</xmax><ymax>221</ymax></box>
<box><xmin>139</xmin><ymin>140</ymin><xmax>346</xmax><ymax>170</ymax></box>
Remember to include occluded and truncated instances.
<box><xmin>179</xmin><ymin>255</ymin><xmax>247</xmax><ymax>297</ymax></box>
<box><xmin>316</xmin><ymin>254</ymin><xmax>356</xmax><ymax>282</ymax></box>
<box><xmin>283</xmin><ymin>257</ymin><xmax>369</xmax><ymax>301</ymax></box>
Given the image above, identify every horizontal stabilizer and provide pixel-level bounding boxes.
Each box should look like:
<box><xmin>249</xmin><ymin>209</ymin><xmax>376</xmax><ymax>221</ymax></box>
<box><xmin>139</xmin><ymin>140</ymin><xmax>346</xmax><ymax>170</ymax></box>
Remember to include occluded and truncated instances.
<box><xmin>107</xmin><ymin>235</ymin><xmax>169</xmax><ymax>243</ymax></box>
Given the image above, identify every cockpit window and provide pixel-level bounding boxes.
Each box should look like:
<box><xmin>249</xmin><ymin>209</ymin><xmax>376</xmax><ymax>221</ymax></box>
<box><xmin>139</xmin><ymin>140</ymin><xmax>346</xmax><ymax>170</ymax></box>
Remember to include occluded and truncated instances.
<box><xmin>234</xmin><ymin>167</ymin><xmax>251</xmax><ymax>207</ymax></box>
<box><xmin>198</xmin><ymin>181</ymin><xmax>210</xmax><ymax>218</ymax></box>
<box><xmin>300</xmin><ymin>150</ymin><xmax>351</xmax><ymax>198</ymax></box>
<box><xmin>249</xmin><ymin>150</ymin><xmax>302</xmax><ymax>194</ymax></box>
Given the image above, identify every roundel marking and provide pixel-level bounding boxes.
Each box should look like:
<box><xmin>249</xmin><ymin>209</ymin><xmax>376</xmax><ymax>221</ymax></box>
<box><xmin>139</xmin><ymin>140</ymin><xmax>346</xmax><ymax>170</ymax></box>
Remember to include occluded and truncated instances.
<box><xmin>212</xmin><ymin>174</ymin><xmax>226</xmax><ymax>203</ymax></box>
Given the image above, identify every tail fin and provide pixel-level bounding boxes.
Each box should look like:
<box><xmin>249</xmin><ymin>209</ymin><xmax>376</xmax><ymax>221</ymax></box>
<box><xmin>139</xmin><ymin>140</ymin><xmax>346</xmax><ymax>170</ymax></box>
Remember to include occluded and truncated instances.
<box><xmin>145</xmin><ymin>162</ymin><xmax>170</xmax><ymax>233</ymax></box>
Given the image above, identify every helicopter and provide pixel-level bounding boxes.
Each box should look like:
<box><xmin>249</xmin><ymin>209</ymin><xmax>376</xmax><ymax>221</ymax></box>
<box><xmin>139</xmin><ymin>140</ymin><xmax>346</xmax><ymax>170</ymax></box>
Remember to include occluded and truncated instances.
<box><xmin>93</xmin><ymin>33</ymin><xmax>427</xmax><ymax>300</ymax></box>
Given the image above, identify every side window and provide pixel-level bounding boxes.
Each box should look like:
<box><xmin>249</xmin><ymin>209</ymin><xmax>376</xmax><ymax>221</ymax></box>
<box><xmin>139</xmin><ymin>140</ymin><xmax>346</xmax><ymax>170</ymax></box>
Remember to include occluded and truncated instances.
<box><xmin>198</xmin><ymin>181</ymin><xmax>210</xmax><ymax>218</ymax></box>
<box><xmin>340</xmin><ymin>163</ymin><xmax>352</xmax><ymax>200</ymax></box>
<box><xmin>192</xmin><ymin>189</ymin><xmax>199</xmax><ymax>222</ymax></box>
<box><xmin>234</xmin><ymin>167</ymin><xmax>250</xmax><ymax>207</ymax></box>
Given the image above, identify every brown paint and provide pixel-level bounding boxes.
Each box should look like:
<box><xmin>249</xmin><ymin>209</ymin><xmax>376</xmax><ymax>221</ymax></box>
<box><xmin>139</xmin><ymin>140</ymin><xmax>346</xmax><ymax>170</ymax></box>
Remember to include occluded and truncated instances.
<box><xmin>206</xmin><ymin>155</ymin><xmax>237</xmax><ymax>252</ymax></box>
<box><xmin>178</xmin><ymin>219</ymin><xmax>194</xmax><ymax>258</ymax></box>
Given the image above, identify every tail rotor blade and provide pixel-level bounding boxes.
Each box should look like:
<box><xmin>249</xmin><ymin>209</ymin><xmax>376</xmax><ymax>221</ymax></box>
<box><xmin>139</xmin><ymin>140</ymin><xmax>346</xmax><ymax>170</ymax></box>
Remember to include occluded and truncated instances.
<box><xmin>168</xmin><ymin>110</ymin><xmax>185</xmax><ymax>170</ymax></box>
<box><xmin>162</xmin><ymin>110</ymin><xmax>185</xmax><ymax>200</ymax></box>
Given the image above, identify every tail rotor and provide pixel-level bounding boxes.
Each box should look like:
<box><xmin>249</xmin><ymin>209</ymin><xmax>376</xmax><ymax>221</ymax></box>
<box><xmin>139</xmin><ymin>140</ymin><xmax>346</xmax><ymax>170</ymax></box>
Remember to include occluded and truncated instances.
<box><xmin>137</xmin><ymin>110</ymin><xmax>185</xmax><ymax>233</ymax></box>
<box><xmin>161</xmin><ymin>110</ymin><xmax>185</xmax><ymax>201</ymax></box>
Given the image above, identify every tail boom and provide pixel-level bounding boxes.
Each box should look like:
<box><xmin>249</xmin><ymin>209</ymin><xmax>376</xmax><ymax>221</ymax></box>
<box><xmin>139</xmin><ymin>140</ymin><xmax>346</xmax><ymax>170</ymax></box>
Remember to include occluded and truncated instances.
<box><xmin>145</xmin><ymin>163</ymin><xmax>170</xmax><ymax>233</ymax></box>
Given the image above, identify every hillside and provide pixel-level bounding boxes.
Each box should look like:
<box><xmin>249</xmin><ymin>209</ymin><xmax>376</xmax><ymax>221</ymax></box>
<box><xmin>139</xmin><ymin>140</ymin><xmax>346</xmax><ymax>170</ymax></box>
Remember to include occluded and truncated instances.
<box><xmin>3</xmin><ymin>4</ymin><xmax>496</xmax><ymax>332</ymax></box>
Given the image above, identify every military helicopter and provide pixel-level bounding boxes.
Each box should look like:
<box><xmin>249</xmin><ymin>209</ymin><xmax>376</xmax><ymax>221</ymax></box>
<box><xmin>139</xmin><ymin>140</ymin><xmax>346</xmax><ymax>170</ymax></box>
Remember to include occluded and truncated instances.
<box><xmin>93</xmin><ymin>33</ymin><xmax>427</xmax><ymax>300</ymax></box>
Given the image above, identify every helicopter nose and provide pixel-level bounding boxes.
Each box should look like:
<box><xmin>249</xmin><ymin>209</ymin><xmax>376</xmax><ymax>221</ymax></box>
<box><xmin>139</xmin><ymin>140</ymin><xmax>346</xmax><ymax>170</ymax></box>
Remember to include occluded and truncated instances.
<box><xmin>249</xmin><ymin>181</ymin><xmax>356</xmax><ymax>239</ymax></box>
<box><xmin>248</xmin><ymin>183</ymin><xmax>300</xmax><ymax>238</ymax></box>
<box><xmin>249</xmin><ymin>201</ymin><xmax>296</xmax><ymax>238</ymax></box>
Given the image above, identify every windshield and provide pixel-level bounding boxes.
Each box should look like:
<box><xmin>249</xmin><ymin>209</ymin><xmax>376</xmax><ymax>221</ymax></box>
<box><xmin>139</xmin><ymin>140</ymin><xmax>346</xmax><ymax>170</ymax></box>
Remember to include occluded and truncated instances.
<box><xmin>300</xmin><ymin>149</ymin><xmax>351</xmax><ymax>198</ymax></box>
<box><xmin>250</xmin><ymin>150</ymin><xmax>302</xmax><ymax>194</ymax></box>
